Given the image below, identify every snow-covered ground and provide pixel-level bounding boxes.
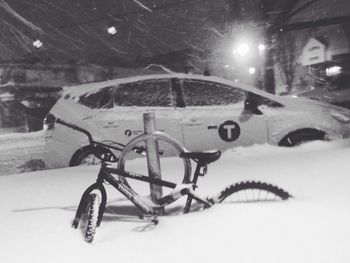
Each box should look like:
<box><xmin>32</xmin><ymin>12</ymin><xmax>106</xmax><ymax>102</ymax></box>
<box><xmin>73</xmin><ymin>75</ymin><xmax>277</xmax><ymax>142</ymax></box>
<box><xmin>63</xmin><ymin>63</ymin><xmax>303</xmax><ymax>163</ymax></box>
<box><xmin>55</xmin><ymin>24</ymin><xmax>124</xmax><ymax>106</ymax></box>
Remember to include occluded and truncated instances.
<box><xmin>1</xmin><ymin>132</ymin><xmax>350</xmax><ymax>262</ymax></box>
<box><xmin>0</xmin><ymin>131</ymin><xmax>45</xmax><ymax>176</ymax></box>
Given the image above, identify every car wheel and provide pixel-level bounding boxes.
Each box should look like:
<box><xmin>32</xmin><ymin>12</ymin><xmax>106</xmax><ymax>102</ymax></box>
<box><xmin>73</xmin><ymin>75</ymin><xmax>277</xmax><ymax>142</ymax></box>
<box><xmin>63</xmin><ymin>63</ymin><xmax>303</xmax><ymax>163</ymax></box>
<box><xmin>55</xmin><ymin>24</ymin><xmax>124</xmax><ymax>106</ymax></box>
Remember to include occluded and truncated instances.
<box><xmin>70</xmin><ymin>147</ymin><xmax>101</xmax><ymax>166</ymax></box>
<box><xmin>279</xmin><ymin>129</ymin><xmax>326</xmax><ymax>147</ymax></box>
<box><xmin>70</xmin><ymin>147</ymin><xmax>106</xmax><ymax>166</ymax></box>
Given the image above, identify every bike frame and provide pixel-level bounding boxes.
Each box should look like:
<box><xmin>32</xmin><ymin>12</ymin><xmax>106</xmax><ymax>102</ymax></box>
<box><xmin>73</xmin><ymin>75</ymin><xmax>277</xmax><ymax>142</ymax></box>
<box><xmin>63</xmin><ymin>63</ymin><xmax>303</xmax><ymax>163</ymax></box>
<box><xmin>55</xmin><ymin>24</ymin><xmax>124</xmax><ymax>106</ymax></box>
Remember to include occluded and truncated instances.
<box><xmin>59</xmin><ymin>118</ymin><xmax>291</xmax><ymax>242</ymax></box>
<box><xmin>56</xmin><ymin>118</ymin><xmax>211</xmax><ymax>226</ymax></box>
<box><xmin>104</xmin><ymin>165</ymin><xmax>177</xmax><ymax>212</ymax></box>
<box><xmin>72</xmin><ymin>161</ymin><xmax>213</xmax><ymax>228</ymax></box>
<box><xmin>72</xmin><ymin>164</ymin><xmax>174</xmax><ymax>226</ymax></box>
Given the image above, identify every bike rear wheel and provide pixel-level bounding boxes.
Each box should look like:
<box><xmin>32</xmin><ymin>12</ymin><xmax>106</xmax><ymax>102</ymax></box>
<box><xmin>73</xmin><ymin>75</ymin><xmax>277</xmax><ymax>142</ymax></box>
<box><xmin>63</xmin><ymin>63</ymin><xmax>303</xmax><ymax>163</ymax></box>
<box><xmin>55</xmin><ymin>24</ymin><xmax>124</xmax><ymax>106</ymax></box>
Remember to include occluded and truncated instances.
<box><xmin>217</xmin><ymin>181</ymin><xmax>291</xmax><ymax>203</ymax></box>
<box><xmin>80</xmin><ymin>193</ymin><xmax>100</xmax><ymax>243</ymax></box>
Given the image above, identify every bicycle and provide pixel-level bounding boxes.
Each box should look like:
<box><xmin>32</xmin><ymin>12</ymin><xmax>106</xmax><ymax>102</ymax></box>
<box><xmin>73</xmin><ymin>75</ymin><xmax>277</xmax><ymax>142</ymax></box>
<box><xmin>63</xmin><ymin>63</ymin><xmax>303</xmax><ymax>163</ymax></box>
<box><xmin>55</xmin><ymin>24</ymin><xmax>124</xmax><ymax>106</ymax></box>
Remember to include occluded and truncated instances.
<box><xmin>55</xmin><ymin>118</ymin><xmax>291</xmax><ymax>243</ymax></box>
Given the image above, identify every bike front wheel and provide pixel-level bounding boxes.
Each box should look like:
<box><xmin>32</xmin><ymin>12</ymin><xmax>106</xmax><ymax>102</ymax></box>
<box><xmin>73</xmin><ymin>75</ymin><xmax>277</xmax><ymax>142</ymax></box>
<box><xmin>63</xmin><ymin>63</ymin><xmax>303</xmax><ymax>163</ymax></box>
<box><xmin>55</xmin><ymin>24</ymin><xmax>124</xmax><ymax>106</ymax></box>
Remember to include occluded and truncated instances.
<box><xmin>217</xmin><ymin>181</ymin><xmax>291</xmax><ymax>203</ymax></box>
<box><xmin>80</xmin><ymin>193</ymin><xmax>101</xmax><ymax>243</ymax></box>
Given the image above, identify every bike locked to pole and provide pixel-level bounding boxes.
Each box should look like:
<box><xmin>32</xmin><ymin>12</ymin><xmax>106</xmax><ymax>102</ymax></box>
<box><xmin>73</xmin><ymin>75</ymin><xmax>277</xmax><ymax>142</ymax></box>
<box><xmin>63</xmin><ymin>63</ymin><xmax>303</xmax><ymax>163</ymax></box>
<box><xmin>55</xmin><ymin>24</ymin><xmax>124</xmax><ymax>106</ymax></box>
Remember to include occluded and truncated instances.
<box><xmin>55</xmin><ymin>117</ymin><xmax>291</xmax><ymax>243</ymax></box>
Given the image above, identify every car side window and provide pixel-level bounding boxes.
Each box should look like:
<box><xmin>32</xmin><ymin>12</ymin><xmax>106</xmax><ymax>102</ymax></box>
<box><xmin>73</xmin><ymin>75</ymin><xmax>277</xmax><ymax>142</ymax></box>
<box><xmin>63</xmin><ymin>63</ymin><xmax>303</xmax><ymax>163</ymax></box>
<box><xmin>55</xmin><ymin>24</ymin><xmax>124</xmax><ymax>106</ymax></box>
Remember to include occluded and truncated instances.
<box><xmin>113</xmin><ymin>79</ymin><xmax>172</xmax><ymax>107</ymax></box>
<box><xmin>181</xmin><ymin>79</ymin><xmax>245</xmax><ymax>106</ymax></box>
<box><xmin>78</xmin><ymin>87</ymin><xmax>113</xmax><ymax>109</ymax></box>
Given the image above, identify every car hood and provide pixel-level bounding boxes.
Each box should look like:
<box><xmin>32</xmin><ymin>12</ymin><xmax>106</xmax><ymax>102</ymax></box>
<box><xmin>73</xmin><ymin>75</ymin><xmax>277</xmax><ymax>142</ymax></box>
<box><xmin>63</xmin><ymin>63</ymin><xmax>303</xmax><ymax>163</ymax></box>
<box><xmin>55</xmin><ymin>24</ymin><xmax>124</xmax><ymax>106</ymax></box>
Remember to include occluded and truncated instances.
<box><xmin>278</xmin><ymin>94</ymin><xmax>350</xmax><ymax>115</ymax></box>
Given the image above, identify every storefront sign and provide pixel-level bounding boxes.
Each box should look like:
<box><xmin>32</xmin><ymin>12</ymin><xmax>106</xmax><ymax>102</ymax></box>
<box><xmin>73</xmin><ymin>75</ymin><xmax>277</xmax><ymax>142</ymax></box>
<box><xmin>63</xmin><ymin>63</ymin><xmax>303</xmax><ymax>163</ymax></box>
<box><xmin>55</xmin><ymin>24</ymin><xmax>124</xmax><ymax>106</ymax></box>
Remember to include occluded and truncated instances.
<box><xmin>0</xmin><ymin>92</ymin><xmax>15</xmax><ymax>102</ymax></box>
<box><xmin>301</xmin><ymin>38</ymin><xmax>326</xmax><ymax>66</ymax></box>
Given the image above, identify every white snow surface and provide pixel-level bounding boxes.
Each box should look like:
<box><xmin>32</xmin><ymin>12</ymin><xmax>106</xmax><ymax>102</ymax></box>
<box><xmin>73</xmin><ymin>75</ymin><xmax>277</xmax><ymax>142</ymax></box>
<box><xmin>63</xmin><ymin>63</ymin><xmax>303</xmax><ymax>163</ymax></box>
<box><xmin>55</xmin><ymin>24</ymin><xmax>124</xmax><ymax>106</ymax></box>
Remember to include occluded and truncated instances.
<box><xmin>0</xmin><ymin>131</ymin><xmax>45</xmax><ymax>175</ymax></box>
<box><xmin>1</xmin><ymin>132</ymin><xmax>350</xmax><ymax>262</ymax></box>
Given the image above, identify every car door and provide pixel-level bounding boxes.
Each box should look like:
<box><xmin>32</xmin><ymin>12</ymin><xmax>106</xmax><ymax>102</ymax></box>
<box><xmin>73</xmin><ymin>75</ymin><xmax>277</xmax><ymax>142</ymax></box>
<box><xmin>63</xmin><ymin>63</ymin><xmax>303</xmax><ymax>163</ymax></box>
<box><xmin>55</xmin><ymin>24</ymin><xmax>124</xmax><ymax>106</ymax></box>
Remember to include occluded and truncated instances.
<box><xmin>86</xmin><ymin>78</ymin><xmax>184</xmax><ymax>156</ymax></box>
<box><xmin>178</xmin><ymin>78</ymin><xmax>269</xmax><ymax>152</ymax></box>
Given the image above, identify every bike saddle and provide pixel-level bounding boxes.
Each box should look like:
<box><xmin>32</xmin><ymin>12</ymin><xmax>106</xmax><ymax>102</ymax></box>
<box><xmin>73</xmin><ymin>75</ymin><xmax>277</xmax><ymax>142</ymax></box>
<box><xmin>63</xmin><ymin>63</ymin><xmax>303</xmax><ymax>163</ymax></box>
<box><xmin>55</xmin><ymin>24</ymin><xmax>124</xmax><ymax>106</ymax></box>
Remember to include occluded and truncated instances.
<box><xmin>180</xmin><ymin>150</ymin><xmax>221</xmax><ymax>164</ymax></box>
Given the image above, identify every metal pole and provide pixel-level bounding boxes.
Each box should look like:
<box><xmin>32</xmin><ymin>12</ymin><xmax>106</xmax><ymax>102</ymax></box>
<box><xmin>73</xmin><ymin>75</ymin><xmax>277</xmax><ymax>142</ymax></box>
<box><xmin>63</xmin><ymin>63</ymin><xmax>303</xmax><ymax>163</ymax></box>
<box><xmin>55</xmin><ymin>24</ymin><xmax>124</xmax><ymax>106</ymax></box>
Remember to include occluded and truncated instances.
<box><xmin>263</xmin><ymin>32</ymin><xmax>276</xmax><ymax>94</ymax></box>
<box><xmin>143</xmin><ymin>112</ymin><xmax>163</xmax><ymax>204</ymax></box>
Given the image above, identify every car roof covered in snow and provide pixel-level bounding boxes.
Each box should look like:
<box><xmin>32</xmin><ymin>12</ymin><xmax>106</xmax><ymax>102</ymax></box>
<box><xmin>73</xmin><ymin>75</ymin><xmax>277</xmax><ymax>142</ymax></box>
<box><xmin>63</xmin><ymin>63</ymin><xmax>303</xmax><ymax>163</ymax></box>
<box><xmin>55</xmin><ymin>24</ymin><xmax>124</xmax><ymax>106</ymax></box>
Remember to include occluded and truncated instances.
<box><xmin>62</xmin><ymin>73</ymin><xmax>279</xmax><ymax>101</ymax></box>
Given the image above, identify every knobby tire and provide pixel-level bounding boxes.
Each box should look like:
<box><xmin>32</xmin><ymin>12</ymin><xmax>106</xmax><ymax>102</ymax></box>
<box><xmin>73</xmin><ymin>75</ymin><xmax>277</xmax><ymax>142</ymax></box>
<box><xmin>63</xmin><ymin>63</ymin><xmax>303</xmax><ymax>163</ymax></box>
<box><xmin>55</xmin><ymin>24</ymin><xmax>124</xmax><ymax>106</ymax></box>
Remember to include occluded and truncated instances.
<box><xmin>81</xmin><ymin>193</ymin><xmax>100</xmax><ymax>243</ymax></box>
<box><xmin>217</xmin><ymin>181</ymin><xmax>291</xmax><ymax>203</ymax></box>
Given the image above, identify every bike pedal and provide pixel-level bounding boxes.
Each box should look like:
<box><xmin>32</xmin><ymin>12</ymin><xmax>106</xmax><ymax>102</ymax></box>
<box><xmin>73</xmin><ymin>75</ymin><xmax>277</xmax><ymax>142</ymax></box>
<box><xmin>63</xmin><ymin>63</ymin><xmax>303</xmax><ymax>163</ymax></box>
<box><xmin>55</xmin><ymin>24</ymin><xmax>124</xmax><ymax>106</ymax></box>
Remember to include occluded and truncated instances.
<box><xmin>139</xmin><ymin>214</ymin><xmax>158</xmax><ymax>224</ymax></box>
<box><xmin>206</xmin><ymin>197</ymin><xmax>215</xmax><ymax>205</ymax></box>
<box><xmin>203</xmin><ymin>203</ymin><xmax>211</xmax><ymax>209</ymax></box>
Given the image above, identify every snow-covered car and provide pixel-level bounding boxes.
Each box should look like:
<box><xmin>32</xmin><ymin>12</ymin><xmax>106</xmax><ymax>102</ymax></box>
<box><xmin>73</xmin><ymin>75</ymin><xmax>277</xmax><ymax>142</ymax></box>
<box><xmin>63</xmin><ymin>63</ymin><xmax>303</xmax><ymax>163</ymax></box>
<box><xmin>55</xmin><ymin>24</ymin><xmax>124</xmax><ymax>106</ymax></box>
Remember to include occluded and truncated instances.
<box><xmin>43</xmin><ymin>73</ymin><xmax>350</xmax><ymax>168</ymax></box>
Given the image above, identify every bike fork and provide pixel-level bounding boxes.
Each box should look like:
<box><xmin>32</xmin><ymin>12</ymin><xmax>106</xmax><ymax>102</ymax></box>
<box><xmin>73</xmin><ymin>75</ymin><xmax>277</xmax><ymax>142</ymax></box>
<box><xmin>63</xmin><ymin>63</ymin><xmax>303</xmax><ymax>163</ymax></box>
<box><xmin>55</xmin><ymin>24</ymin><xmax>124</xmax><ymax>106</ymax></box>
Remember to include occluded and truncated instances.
<box><xmin>72</xmin><ymin>182</ymin><xmax>107</xmax><ymax>228</ymax></box>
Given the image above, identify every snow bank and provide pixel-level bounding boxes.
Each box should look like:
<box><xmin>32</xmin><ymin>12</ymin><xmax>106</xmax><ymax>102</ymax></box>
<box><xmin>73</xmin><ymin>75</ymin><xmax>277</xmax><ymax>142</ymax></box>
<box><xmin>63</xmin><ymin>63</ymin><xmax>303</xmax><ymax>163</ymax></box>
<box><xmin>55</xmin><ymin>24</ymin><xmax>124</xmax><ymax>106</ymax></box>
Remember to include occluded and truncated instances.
<box><xmin>0</xmin><ymin>131</ymin><xmax>45</xmax><ymax>175</ymax></box>
<box><xmin>1</xmin><ymin>139</ymin><xmax>350</xmax><ymax>263</ymax></box>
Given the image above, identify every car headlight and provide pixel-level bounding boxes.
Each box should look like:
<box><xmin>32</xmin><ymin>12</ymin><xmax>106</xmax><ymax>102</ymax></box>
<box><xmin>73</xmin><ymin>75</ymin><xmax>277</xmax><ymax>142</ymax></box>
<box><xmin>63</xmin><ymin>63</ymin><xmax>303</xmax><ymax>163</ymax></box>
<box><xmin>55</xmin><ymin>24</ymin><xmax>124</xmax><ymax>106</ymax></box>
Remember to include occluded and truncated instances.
<box><xmin>331</xmin><ymin>111</ymin><xmax>350</xmax><ymax>123</ymax></box>
<box><xmin>43</xmin><ymin>113</ymin><xmax>57</xmax><ymax>131</ymax></box>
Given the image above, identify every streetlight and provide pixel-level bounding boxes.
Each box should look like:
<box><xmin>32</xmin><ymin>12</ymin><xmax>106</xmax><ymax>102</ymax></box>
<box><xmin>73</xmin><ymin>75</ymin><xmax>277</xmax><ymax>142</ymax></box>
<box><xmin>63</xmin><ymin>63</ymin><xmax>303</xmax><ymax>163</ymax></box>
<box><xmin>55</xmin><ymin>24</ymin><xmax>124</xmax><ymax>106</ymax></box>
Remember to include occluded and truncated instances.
<box><xmin>248</xmin><ymin>67</ymin><xmax>256</xmax><ymax>75</ymax></box>
<box><xmin>33</xmin><ymin>39</ymin><xmax>43</xmax><ymax>49</ymax></box>
<box><xmin>107</xmin><ymin>25</ymin><xmax>118</xmax><ymax>35</ymax></box>
<box><xmin>233</xmin><ymin>42</ymin><xmax>250</xmax><ymax>57</ymax></box>
<box><xmin>258</xmin><ymin>43</ymin><xmax>266</xmax><ymax>52</ymax></box>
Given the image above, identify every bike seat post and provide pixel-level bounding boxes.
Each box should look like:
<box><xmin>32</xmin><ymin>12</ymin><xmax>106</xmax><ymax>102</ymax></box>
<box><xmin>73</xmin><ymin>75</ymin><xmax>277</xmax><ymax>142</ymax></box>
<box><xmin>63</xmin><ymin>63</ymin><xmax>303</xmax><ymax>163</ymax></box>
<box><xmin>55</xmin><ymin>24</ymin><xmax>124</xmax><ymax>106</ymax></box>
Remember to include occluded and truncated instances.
<box><xmin>192</xmin><ymin>161</ymin><xmax>203</xmax><ymax>186</ymax></box>
<box><xmin>184</xmin><ymin>160</ymin><xmax>205</xmax><ymax>213</ymax></box>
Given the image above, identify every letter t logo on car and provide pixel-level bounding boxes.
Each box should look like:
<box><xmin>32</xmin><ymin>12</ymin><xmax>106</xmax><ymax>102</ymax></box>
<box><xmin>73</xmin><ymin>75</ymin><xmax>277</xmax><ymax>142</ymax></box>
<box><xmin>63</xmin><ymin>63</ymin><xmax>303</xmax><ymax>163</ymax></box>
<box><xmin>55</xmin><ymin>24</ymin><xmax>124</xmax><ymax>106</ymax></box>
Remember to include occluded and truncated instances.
<box><xmin>218</xmin><ymin>120</ymin><xmax>240</xmax><ymax>142</ymax></box>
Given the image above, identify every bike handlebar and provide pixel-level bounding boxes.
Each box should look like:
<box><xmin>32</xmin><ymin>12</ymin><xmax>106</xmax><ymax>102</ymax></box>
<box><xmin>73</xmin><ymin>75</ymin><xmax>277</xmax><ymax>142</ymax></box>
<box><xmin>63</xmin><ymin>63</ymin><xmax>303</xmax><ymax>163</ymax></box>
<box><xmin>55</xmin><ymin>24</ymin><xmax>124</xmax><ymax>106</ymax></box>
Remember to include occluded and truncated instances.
<box><xmin>55</xmin><ymin>117</ymin><xmax>162</xmax><ymax>158</ymax></box>
<box><xmin>55</xmin><ymin>118</ymin><xmax>129</xmax><ymax>154</ymax></box>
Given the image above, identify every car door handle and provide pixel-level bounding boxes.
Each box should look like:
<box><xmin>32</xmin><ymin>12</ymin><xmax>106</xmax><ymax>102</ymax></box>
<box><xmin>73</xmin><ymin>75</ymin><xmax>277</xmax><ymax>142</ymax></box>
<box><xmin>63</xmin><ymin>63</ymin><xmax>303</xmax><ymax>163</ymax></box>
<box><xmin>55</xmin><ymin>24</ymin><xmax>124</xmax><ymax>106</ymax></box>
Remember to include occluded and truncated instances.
<box><xmin>183</xmin><ymin>120</ymin><xmax>203</xmax><ymax>126</ymax></box>
<box><xmin>103</xmin><ymin>121</ymin><xmax>119</xmax><ymax>128</ymax></box>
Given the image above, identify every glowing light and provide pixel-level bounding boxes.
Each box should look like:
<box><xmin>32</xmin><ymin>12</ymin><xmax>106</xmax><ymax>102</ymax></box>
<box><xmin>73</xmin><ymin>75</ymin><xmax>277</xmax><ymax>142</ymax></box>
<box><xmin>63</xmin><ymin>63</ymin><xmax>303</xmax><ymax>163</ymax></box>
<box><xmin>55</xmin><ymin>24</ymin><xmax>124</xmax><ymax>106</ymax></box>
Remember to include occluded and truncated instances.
<box><xmin>233</xmin><ymin>42</ymin><xmax>250</xmax><ymax>57</ymax></box>
<box><xmin>107</xmin><ymin>26</ymin><xmax>118</xmax><ymax>35</ymax></box>
<box><xmin>33</xmin><ymin>39</ymin><xmax>43</xmax><ymax>49</ymax></box>
<box><xmin>326</xmin><ymin>66</ymin><xmax>342</xmax><ymax>76</ymax></box>
<box><xmin>258</xmin><ymin>44</ymin><xmax>266</xmax><ymax>52</ymax></box>
<box><xmin>248</xmin><ymin>67</ymin><xmax>256</xmax><ymax>75</ymax></box>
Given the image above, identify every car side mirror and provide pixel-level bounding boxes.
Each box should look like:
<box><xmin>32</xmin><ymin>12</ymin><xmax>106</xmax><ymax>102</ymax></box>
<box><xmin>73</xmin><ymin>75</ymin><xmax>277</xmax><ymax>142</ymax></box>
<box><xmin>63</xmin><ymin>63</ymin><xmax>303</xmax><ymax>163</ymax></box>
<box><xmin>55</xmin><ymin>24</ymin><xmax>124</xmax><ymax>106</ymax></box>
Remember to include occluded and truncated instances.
<box><xmin>244</xmin><ymin>93</ymin><xmax>263</xmax><ymax>115</ymax></box>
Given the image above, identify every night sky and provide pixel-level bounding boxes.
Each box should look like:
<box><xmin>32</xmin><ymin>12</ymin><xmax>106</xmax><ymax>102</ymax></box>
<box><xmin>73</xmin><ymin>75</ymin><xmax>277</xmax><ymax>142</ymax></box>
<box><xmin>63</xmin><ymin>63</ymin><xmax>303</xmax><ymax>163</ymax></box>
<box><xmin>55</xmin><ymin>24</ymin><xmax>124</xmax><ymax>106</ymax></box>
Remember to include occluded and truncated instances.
<box><xmin>0</xmin><ymin>0</ymin><xmax>349</xmax><ymax>66</ymax></box>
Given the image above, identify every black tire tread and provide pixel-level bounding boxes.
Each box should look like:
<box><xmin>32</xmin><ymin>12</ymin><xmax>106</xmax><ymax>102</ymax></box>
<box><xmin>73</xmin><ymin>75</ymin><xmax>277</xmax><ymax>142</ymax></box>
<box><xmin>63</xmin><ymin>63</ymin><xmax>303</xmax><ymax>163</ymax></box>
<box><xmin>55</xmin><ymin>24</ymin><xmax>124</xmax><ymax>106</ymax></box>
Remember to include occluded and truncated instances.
<box><xmin>84</xmin><ymin>193</ymin><xmax>100</xmax><ymax>243</ymax></box>
<box><xmin>218</xmin><ymin>181</ymin><xmax>291</xmax><ymax>202</ymax></box>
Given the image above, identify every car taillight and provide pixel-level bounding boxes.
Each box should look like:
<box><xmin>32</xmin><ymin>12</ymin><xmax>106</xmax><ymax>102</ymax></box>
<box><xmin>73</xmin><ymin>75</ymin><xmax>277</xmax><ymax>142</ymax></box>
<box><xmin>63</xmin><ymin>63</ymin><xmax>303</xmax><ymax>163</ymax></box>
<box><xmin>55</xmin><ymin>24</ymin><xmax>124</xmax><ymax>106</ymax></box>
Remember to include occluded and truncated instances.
<box><xmin>43</xmin><ymin>113</ymin><xmax>56</xmax><ymax>131</ymax></box>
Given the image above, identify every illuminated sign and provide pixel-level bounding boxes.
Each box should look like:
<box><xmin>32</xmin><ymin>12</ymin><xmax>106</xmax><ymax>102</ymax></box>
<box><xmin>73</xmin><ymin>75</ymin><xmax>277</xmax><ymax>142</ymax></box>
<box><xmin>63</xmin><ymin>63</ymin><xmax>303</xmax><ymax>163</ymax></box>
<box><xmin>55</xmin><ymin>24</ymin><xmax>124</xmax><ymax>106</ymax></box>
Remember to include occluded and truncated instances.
<box><xmin>326</xmin><ymin>66</ymin><xmax>342</xmax><ymax>76</ymax></box>
<box><xmin>0</xmin><ymin>92</ymin><xmax>15</xmax><ymax>102</ymax></box>
<box><xmin>301</xmin><ymin>38</ymin><xmax>326</xmax><ymax>66</ymax></box>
